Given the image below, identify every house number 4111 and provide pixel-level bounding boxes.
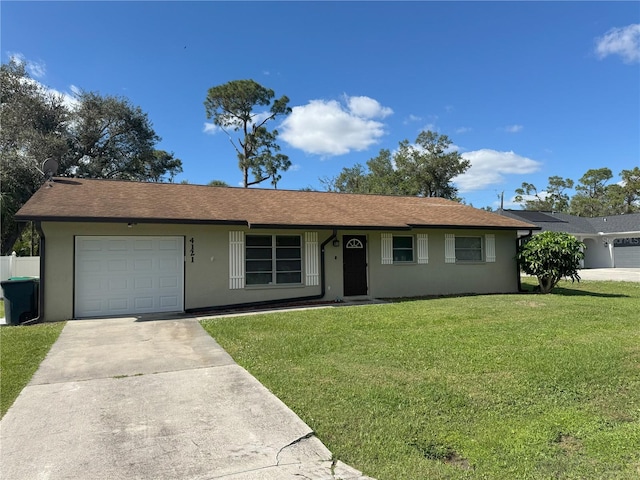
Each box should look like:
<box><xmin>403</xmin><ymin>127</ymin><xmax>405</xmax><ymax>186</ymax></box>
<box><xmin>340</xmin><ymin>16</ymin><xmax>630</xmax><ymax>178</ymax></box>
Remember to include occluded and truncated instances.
<box><xmin>189</xmin><ymin>237</ymin><xmax>195</xmax><ymax>263</ymax></box>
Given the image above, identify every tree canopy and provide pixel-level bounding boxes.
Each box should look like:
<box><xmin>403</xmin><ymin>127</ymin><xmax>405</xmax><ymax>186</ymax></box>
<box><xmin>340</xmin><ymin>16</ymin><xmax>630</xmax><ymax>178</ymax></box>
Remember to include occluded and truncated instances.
<box><xmin>321</xmin><ymin>130</ymin><xmax>470</xmax><ymax>201</ymax></box>
<box><xmin>514</xmin><ymin>167</ymin><xmax>639</xmax><ymax>216</ymax></box>
<box><xmin>1</xmin><ymin>60</ymin><xmax>183</xmax><ymax>254</ymax></box>
<box><xmin>517</xmin><ymin>231</ymin><xmax>585</xmax><ymax>294</ymax></box>
<box><xmin>204</xmin><ymin>79</ymin><xmax>291</xmax><ymax>188</ymax></box>
<box><xmin>514</xmin><ymin>176</ymin><xmax>574</xmax><ymax>212</ymax></box>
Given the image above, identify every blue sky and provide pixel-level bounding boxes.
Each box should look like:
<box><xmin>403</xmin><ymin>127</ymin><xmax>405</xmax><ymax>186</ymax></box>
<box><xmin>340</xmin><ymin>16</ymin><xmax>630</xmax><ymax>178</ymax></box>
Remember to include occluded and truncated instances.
<box><xmin>3</xmin><ymin>1</ymin><xmax>639</xmax><ymax>209</ymax></box>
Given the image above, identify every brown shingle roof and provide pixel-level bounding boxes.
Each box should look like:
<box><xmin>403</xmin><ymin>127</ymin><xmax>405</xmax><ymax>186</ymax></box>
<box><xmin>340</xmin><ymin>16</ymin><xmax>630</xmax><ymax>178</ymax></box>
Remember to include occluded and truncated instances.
<box><xmin>16</xmin><ymin>178</ymin><xmax>538</xmax><ymax>230</ymax></box>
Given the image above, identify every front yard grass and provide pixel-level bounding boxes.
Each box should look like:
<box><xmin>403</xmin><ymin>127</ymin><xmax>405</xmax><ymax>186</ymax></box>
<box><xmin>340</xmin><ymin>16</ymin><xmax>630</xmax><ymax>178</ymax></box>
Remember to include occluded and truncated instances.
<box><xmin>201</xmin><ymin>279</ymin><xmax>640</xmax><ymax>479</ymax></box>
<box><xmin>0</xmin><ymin>321</ymin><xmax>65</xmax><ymax>417</ymax></box>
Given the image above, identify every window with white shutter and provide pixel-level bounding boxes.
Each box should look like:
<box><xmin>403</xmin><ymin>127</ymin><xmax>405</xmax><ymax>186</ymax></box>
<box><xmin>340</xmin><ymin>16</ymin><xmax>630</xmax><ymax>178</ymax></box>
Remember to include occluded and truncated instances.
<box><xmin>381</xmin><ymin>233</ymin><xmax>393</xmax><ymax>264</ymax></box>
<box><xmin>485</xmin><ymin>234</ymin><xmax>496</xmax><ymax>262</ymax></box>
<box><xmin>229</xmin><ymin>231</ymin><xmax>245</xmax><ymax>289</ymax></box>
<box><xmin>305</xmin><ymin>232</ymin><xmax>319</xmax><ymax>286</ymax></box>
<box><xmin>417</xmin><ymin>234</ymin><xmax>429</xmax><ymax>264</ymax></box>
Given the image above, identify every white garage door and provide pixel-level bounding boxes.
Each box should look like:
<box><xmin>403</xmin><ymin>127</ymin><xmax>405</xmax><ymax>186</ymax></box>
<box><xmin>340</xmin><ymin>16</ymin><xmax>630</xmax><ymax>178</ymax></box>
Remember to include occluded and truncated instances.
<box><xmin>75</xmin><ymin>236</ymin><xmax>184</xmax><ymax>318</ymax></box>
<box><xmin>614</xmin><ymin>246</ymin><xmax>640</xmax><ymax>268</ymax></box>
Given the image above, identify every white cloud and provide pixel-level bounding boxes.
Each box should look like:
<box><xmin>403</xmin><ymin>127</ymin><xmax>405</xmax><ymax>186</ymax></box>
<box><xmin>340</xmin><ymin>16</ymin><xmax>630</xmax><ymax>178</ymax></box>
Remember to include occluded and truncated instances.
<box><xmin>346</xmin><ymin>95</ymin><xmax>393</xmax><ymax>119</ymax></box>
<box><xmin>8</xmin><ymin>52</ymin><xmax>46</xmax><ymax>78</ymax></box>
<box><xmin>280</xmin><ymin>96</ymin><xmax>391</xmax><ymax>156</ymax></box>
<box><xmin>456</xmin><ymin>127</ymin><xmax>472</xmax><ymax>134</ymax></box>
<box><xmin>455</xmin><ymin>149</ymin><xmax>542</xmax><ymax>192</ymax></box>
<box><xmin>8</xmin><ymin>52</ymin><xmax>78</xmax><ymax>108</ymax></box>
<box><xmin>203</xmin><ymin>122</ymin><xmax>220</xmax><ymax>135</ymax></box>
<box><xmin>504</xmin><ymin>124</ymin><xmax>523</xmax><ymax>133</ymax></box>
<box><xmin>27</xmin><ymin>60</ymin><xmax>46</xmax><ymax>78</ymax></box>
<box><xmin>595</xmin><ymin>24</ymin><xmax>640</xmax><ymax>64</ymax></box>
<box><xmin>403</xmin><ymin>114</ymin><xmax>422</xmax><ymax>125</ymax></box>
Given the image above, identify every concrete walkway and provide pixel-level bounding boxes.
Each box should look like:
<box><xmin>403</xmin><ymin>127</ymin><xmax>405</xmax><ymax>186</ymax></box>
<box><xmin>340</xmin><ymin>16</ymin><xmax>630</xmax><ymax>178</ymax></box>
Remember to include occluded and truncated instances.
<box><xmin>0</xmin><ymin>317</ymin><xmax>374</xmax><ymax>480</ymax></box>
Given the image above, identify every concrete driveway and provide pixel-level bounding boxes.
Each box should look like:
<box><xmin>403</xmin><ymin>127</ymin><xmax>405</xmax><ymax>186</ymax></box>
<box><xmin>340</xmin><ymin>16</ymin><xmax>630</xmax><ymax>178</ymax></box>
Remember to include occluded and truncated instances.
<box><xmin>578</xmin><ymin>268</ymin><xmax>640</xmax><ymax>282</ymax></box>
<box><xmin>0</xmin><ymin>317</ymin><xmax>373</xmax><ymax>480</ymax></box>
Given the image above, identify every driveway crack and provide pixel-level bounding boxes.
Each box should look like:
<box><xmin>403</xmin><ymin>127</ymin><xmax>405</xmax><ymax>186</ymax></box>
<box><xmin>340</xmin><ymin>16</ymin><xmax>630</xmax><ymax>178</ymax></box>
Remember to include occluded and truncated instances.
<box><xmin>275</xmin><ymin>431</ymin><xmax>316</xmax><ymax>466</ymax></box>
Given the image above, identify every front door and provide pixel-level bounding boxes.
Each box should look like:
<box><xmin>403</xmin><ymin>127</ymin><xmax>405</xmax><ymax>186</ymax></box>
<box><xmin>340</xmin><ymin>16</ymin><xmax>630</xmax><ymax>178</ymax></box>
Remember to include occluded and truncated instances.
<box><xmin>343</xmin><ymin>235</ymin><xmax>367</xmax><ymax>296</ymax></box>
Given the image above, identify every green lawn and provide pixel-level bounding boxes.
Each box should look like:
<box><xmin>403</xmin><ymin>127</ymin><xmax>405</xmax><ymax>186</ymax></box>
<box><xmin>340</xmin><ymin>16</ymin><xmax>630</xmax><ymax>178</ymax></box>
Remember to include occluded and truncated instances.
<box><xmin>0</xmin><ymin>321</ymin><xmax>65</xmax><ymax>417</ymax></box>
<box><xmin>201</xmin><ymin>279</ymin><xmax>640</xmax><ymax>480</ymax></box>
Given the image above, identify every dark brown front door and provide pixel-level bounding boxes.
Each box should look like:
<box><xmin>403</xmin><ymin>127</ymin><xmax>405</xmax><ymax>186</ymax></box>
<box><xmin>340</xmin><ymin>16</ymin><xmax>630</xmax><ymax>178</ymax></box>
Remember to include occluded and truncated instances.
<box><xmin>343</xmin><ymin>235</ymin><xmax>367</xmax><ymax>296</ymax></box>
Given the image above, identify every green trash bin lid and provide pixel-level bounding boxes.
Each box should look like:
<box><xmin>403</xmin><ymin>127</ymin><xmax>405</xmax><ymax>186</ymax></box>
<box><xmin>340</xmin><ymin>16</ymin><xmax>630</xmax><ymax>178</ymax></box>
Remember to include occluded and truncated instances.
<box><xmin>7</xmin><ymin>277</ymin><xmax>34</xmax><ymax>281</ymax></box>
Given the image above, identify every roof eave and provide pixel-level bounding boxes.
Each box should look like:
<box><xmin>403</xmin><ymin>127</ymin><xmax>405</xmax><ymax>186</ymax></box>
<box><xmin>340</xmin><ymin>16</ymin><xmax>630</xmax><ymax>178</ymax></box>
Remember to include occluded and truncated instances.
<box><xmin>408</xmin><ymin>223</ymin><xmax>541</xmax><ymax>231</ymax></box>
<box><xmin>16</xmin><ymin>216</ymin><xmax>541</xmax><ymax>232</ymax></box>
<box><xmin>15</xmin><ymin>215</ymin><xmax>249</xmax><ymax>226</ymax></box>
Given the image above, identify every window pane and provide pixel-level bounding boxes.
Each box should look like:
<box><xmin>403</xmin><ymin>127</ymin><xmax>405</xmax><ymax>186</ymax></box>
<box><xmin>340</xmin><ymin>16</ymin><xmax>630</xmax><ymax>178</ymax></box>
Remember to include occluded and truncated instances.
<box><xmin>246</xmin><ymin>260</ymin><xmax>273</xmax><ymax>272</ymax></box>
<box><xmin>276</xmin><ymin>248</ymin><xmax>301</xmax><ymax>259</ymax></box>
<box><xmin>246</xmin><ymin>235</ymin><xmax>272</xmax><ymax>247</ymax></box>
<box><xmin>276</xmin><ymin>272</ymin><xmax>302</xmax><ymax>284</ymax></box>
<box><xmin>455</xmin><ymin>237</ymin><xmax>481</xmax><ymax>249</ymax></box>
<box><xmin>276</xmin><ymin>235</ymin><xmax>300</xmax><ymax>247</ymax></box>
<box><xmin>246</xmin><ymin>247</ymin><xmax>272</xmax><ymax>259</ymax></box>
<box><xmin>246</xmin><ymin>272</ymin><xmax>272</xmax><ymax>285</ymax></box>
<box><xmin>393</xmin><ymin>250</ymin><xmax>414</xmax><ymax>262</ymax></box>
<box><xmin>393</xmin><ymin>236</ymin><xmax>413</xmax><ymax>249</ymax></box>
<box><xmin>456</xmin><ymin>249</ymin><xmax>482</xmax><ymax>261</ymax></box>
<box><xmin>276</xmin><ymin>259</ymin><xmax>301</xmax><ymax>272</ymax></box>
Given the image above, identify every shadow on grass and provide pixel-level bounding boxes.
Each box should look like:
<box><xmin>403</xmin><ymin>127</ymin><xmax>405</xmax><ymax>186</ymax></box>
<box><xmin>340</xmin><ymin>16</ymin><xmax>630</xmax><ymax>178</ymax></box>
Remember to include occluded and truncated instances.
<box><xmin>519</xmin><ymin>284</ymin><xmax>630</xmax><ymax>298</ymax></box>
<box><xmin>387</xmin><ymin>286</ymin><xmax>630</xmax><ymax>303</ymax></box>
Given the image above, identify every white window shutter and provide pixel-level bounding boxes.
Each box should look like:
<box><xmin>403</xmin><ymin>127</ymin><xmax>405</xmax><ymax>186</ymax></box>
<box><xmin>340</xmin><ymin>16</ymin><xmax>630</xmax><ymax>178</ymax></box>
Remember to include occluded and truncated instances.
<box><xmin>445</xmin><ymin>234</ymin><xmax>456</xmax><ymax>263</ymax></box>
<box><xmin>229</xmin><ymin>231</ymin><xmax>245</xmax><ymax>289</ymax></box>
<box><xmin>305</xmin><ymin>232</ymin><xmax>319</xmax><ymax>286</ymax></box>
<box><xmin>381</xmin><ymin>233</ymin><xmax>393</xmax><ymax>264</ymax></box>
<box><xmin>417</xmin><ymin>234</ymin><xmax>429</xmax><ymax>264</ymax></box>
<box><xmin>485</xmin><ymin>234</ymin><xmax>496</xmax><ymax>262</ymax></box>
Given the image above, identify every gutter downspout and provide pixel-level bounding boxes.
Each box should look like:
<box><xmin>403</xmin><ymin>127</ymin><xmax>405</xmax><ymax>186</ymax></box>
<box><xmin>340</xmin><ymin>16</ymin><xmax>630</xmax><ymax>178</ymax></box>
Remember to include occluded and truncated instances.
<box><xmin>187</xmin><ymin>229</ymin><xmax>338</xmax><ymax>314</ymax></box>
<box><xmin>516</xmin><ymin>229</ymin><xmax>533</xmax><ymax>293</ymax></box>
<box><xmin>21</xmin><ymin>222</ymin><xmax>45</xmax><ymax>325</ymax></box>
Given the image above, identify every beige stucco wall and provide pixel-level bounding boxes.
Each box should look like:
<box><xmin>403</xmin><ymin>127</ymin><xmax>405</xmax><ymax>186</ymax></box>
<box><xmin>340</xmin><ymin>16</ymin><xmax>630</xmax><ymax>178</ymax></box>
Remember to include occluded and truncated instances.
<box><xmin>40</xmin><ymin>222</ymin><xmax>520</xmax><ymax>321</ymax></box>
<box><xmin>329</xmin><ymin>229</ymin><xmax>519</xmax><ymax>299</ymax></box>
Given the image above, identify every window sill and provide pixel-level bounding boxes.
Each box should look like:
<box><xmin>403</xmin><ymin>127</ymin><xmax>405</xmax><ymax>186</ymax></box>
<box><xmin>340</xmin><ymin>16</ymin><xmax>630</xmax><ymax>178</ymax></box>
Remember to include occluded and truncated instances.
<box><xmin>245</xmin><ymin>283</ymin><xmax>306</xmax><ymax>290</ymax></box>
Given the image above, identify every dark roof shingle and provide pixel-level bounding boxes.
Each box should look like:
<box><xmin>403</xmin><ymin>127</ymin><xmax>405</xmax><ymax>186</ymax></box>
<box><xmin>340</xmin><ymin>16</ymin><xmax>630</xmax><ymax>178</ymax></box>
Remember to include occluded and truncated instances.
<box><xmin>499</xmin><ymin>209</ymin><xmax>640</xmax><ymax>235</ymax></box>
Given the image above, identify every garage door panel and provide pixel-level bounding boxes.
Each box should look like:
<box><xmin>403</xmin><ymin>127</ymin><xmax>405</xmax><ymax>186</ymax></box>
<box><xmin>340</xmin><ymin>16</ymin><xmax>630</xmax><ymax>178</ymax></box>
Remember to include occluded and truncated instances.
<box><xmin>134</xmin><ymin>297</ymin><xmax>154</xmax><ymax>309</ymax></box>
<box><xmin>107</xmin><ymin>239</ymin><xmax>128</xmax><ymax>250</ymax></box>
<box><xmin>159</xmin><ymin>257</ymin><xmax>179</xmax><ymax>271</ymax></box>
<box><xmin>134</xmin><ymin>239</ymin><xmax>153</xmax><ymax>250</ymax></box>
<box><xmin>134</xmin><ymin>277</ymin><xmax>153</xmax><ymax>289</ymax></box>
<box><xmin>159</xmin><ymin>276</ymin><xmax>178</xmax><ymax>288</ymax></box>
<box><xmin>107</xmin><ymin>259</ymin><xmax>128</xmax><ymax>272</ymax></box>
<box><xmin>108</xmin><ymin>277</ymin><xmax>129</xmax><ymax>290</ymax></box>
<box><xmin>160</xmin><ymin>295</ymin><xmax>179</xmax><ymax>308</ymax></box>
<box><xmin>134</xmin><ymin>259</ymin><xmax>153</xmax><ymax>271</ymax></box>
<box><xmin>78</xmin><ymin>259</ymin><xmax>102</xmax><ymax>273</ymax></box>
<box><xmin>75</xmin><ymin>236</ymin><xmax>184</xmax><ymax>318</ymax></box>
<box><xmin>78</xmin><ymin>239</ymin><xmax>102</xmax><ymax>251</ymax></box>
<box><xmin>159</xmin><ymin>239</ymin><xmax>179</xmax><ymax>250</ymax></box>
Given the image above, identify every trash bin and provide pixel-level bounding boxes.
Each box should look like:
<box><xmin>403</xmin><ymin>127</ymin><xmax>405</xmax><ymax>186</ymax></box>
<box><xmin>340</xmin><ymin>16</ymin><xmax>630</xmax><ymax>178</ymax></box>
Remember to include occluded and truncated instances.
<box><xmin>1</xmin><ymin>277</ymin><xmax>39</xmax><ymax>325</ymax></box>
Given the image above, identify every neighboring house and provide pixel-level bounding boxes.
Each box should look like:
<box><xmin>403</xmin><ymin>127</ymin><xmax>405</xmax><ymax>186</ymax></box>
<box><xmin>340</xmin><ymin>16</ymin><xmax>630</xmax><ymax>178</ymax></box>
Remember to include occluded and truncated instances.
<box><xmin>498</xmin><ymin>210</ymin><xmax>640</xmax><ymax>269</ymax></box>
<box><xmin>16</xmin><ymin>178</ymin><xmax>537</xmax><ymax>321</ymax></box>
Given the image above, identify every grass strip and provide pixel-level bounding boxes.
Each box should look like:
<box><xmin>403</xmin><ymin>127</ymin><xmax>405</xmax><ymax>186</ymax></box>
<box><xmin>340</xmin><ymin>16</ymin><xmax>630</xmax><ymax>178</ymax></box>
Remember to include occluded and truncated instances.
<box><xmin>1</xmin><ymin>322</ymin><xmax>65</xmax><ymax>417</ymax></box>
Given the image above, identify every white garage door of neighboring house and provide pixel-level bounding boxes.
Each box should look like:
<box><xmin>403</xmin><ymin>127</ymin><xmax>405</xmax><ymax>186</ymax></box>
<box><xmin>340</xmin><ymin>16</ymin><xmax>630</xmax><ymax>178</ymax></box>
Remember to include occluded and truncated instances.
<box><xmin>75</xmin><ymin>236</ymin><xmax>184</xmax><ymax>318</ymax></box>
<box><xmin>614</xmin><ymin>246</ymin><xmax>640</xmax><ymax>268</ymax></box>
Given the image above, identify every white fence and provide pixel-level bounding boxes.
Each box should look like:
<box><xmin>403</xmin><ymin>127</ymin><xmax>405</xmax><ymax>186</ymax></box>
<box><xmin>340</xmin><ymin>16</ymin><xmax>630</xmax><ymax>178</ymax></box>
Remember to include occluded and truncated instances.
<box><xmin>1</xmin><ymin>254</ymin><xmax>40</xmax><ymax>298</ymax></box>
